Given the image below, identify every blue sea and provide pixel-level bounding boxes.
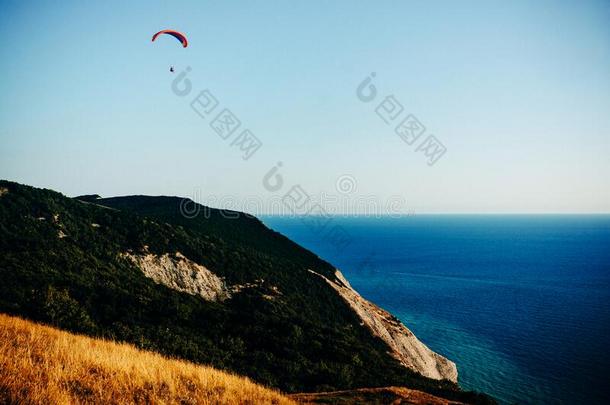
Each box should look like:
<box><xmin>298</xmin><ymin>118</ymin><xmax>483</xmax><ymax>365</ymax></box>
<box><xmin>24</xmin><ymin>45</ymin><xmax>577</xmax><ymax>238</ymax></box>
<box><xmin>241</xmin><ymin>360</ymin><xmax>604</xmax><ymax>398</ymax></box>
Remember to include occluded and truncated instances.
<box><xmin>261</xmin><ymin>215</ymin><xmax>610</xmax><ymax>405</ymax></box>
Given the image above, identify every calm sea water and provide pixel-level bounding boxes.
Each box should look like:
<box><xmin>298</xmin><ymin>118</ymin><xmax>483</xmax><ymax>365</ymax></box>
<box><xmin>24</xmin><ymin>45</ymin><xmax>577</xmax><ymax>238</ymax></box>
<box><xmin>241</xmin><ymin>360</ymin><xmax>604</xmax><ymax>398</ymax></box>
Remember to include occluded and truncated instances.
<box><xmin>261</xmin><ymin>215</ymin><xmax>610</xmax><ymax>405</ymax></box>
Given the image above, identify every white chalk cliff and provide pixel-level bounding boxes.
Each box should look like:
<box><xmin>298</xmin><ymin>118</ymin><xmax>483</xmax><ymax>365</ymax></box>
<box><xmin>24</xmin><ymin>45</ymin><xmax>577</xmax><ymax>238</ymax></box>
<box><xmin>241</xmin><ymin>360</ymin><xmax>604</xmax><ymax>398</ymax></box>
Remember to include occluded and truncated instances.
<box><xmin>123</xmin><ymin>252</ymin><xmax>231</xmax><ymax>302</ymax></box>
<box><xmin>310</xmin><ymin>269</ymin><xmax>458</xmax><ymax>383</ymax></box>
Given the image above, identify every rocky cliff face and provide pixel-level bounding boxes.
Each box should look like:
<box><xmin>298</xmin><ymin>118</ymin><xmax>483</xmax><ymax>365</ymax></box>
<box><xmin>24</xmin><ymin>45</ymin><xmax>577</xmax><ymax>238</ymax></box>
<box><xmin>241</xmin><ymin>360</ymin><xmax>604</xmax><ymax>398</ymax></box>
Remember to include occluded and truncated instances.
<box><xmin>123</xmin><ymin>251</ymin><xmax>231</xmax><ymax>302</ymax></box>
<box><xmin>310</xmin><ymin>269</ymin><xmax>458</xmax><ymax>383</ymax></box>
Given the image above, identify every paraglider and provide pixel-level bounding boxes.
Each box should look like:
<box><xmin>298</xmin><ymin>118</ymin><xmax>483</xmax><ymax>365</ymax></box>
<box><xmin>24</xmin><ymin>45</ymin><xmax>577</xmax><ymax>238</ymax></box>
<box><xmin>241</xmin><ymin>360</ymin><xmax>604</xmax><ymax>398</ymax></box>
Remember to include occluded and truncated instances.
<box><xmin>152</xmin><ymin>30</ymin><xmax>187</xmax><ymax>73</ymax></box>
<box><xmin>151</xmin><ymin>30</ymin><xmax>188</xmax><ymax>47</ymax></box>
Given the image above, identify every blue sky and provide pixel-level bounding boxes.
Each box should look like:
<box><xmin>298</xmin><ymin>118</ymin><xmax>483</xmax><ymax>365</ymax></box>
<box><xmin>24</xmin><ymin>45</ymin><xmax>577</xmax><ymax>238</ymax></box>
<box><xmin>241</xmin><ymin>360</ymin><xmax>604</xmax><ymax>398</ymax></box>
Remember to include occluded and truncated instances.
<box><xmin>1</xmin><ymin>0</ymin><xmax>609</xmax><ymax>213</ymax></box>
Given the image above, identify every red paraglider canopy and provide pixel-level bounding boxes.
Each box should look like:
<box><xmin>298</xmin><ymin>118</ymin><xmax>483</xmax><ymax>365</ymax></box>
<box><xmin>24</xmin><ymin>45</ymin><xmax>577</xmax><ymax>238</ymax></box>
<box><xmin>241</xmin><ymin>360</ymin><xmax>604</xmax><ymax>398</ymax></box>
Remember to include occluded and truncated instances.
<box><xmin>151</xmin><ymin>30</ymin><xmax>188</xmax><ymax>48</ymax></box>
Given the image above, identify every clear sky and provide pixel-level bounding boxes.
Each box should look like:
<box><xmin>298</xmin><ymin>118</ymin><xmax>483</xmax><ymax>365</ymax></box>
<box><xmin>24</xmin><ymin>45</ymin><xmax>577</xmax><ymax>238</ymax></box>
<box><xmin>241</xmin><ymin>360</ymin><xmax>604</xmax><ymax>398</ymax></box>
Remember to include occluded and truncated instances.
<box><xmin>1</xmin><ymin>0</ymin><xmax>609</xmax><ymax>213</ymax></box>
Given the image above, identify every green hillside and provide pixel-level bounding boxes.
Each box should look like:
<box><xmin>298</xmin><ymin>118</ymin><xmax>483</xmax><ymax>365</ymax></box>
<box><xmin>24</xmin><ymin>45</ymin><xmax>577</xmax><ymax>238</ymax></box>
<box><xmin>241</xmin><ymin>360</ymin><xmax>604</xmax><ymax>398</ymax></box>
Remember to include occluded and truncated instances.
<box><xmin>0</xmin><ymin>180</ymin><xmax>493</xmax><ymax>403</ymax></box>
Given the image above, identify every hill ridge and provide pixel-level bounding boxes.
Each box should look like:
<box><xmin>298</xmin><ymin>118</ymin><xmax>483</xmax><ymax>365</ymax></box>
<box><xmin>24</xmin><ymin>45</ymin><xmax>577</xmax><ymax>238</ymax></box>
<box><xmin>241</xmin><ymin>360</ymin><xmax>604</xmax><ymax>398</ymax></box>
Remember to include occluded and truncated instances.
<box><xmin>0</xmin><ymin>179</ymin><xmax>494</xmax><ymax>404</ymax></box>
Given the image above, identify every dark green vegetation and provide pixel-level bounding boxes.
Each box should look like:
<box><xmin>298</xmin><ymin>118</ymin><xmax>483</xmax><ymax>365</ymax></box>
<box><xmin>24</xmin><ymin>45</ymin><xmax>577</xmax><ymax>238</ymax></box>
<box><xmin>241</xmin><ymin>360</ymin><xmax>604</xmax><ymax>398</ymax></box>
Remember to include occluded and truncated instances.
<box><xmin>0</xmin><ymin>180</ymin><xmax>494</xmax><ymax>404</ymax></box>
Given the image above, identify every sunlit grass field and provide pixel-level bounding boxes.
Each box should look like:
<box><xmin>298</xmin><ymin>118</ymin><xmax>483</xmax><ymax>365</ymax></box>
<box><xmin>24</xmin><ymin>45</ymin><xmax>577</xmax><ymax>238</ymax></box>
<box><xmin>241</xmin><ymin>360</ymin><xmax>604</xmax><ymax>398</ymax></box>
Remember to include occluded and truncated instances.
<box><xmin>0</xmin><ymin>313</ymin><xmax>294</xmax><ymax>404</ymax></box>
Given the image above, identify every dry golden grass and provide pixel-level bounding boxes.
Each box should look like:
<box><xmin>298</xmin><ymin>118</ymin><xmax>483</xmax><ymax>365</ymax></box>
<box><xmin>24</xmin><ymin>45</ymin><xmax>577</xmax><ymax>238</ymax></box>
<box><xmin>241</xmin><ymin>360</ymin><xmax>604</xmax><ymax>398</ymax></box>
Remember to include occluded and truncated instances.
<box><xmin>0</xmin><ymin>313</ymin><xmax>295</xmax><ymax>405</ymax></box>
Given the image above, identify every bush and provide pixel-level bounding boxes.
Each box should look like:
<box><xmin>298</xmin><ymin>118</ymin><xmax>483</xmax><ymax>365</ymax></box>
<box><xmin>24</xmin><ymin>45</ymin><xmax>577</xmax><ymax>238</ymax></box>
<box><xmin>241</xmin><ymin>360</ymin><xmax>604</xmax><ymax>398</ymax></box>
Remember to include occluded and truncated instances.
<box><xmin>42</xmin><ymin>286</ymin><xmax>96</xmax><ymax>333</ymax></box>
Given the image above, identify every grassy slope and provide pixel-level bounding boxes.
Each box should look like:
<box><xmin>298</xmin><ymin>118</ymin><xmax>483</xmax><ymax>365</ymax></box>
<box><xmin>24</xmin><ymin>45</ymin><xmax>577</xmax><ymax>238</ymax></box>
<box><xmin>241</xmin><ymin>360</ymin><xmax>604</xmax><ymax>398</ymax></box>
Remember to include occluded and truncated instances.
<box><xmin>0</xmin><ymin>313</ymin><xmax>294</xmax><ymax>405</ymax></box>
